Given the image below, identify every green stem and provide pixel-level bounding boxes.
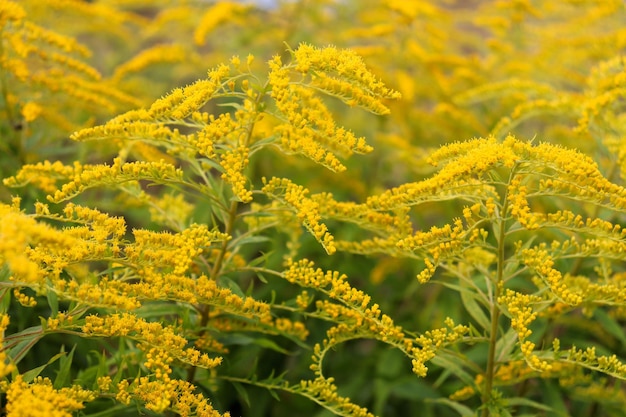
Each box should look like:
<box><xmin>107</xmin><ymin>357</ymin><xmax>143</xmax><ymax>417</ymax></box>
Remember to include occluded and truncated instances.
<box><xmin>188</xmin><ymin>80</ymin><xmax>264</xmax><ymax>384</ymax></box>
<box><xmin>187</xmin><ymin>201</ymin><xmax>239</xmax><ymax>384</ymax></box>
<box><xmin>481</xmin><ymin>170</ymin><xmax>514</xmax><ymax>416</ymax></box>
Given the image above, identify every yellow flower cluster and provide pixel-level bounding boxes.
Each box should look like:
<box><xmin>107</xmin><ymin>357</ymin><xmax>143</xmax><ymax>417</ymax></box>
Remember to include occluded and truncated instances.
<box><xmin>3</xmin><ymin>160</ymin><xmax>80</xmax><ymax>194</ymax></box>
<box><xmin>525</xmin><ymin>145</ymin><xmax>626</xmax><ymax>209</ymax></box>
<box><xmin>113</xmin><ymin>44</ymin><xmax>189</xmax><ymax>81</ymax></box>
<box><xmin>269</xmin><ymin>74</ymin><xmax>359</xmax><ymax>171</ymax></box>
<box><xmin>20</xmin><ymin>101</ymin><xmax>43</xmax><ymax>122</ymax></box>
<box><xmin>192</xmin><ymin>113</ymin><xmax>235</xmax><ymax>159</ymax></box>
<box><xmin>538</xmin><ymin>210</ymin><xmax>626</xmax><ymax>239</ymax></box>
<box><xmin>397</xmin><ymin>218</ymin><xmax>468</xmax><ymax>280</ymax></box>
<box><xmin>370</xmin><ymin>134</ymin><xmax>626</xmax><ymax>220</ymax></box>
<box><xmin>209</xmin><ymin>315</ymin><xmax>309</xmax><ymax>342</ymax></box>
<box><xmin>193</xmin><ymin>1</ymin><xmax>249</xmax><ymax>46</ymax></box>
<box><xmin>82</xmin><ymin>313</ymin><xmax>222</xmax><ymax>370</ymax></box>
<box><xmin>522</xmin><ymin>245</ymin><xmax>583</xmax><ymax>305</ymax></box>
<box><xmin>293</xmin><ymin>43</ymin><xmax>401</xmax><ymax>114</ymax></box>
<box><xmin>0</xmin><ymin>314</ymin><xmax>15</xmax><ymax>378</ymax></box>
<box><xmin>47</xmin><ymin>158</ymin><xmax>184</xmax><ymax>203</ymax></box>
<box><xmin>398</xmin><ymin>218</ymin><xmax>465</xmax><ymax>252</ymax></box>
<box><xmin>126</xmin><ymin>224</ymin><xmax>229</xmax><ymax>274</ymax></box>
<box><xmin>451</xmin><ymin>356</ymin><xmax>550</xmax><ymax>401</ymax></box>
<box><xmin>62</xmin><ymin>202</ymin><xmax>127</xmax><ymax>239</ymax></box>
<box><xmin>70</xmin><ymin>120</ymin><xmax>182</xmax><ymax>148</ymax></box>
<box><xmin>219</xmin><ymin>146</ymin><xmax>252</xmax><ymax>203</ymax></box>
<box><xmin>490</xmin><ymin>95</ymin><xmax>576</xmax><ymax>139</ymax></box>
<box><xmin>313</xmin><ymin>196</ymin><xmax>415</xmax><ymax>257</ymax></box>
<box><xmin>46</xmin><ymin>311</ymin><xmax>72</xmax><ymax>331</ymax></box>
<box><xmin>365</xmin><ymin>154</ymin><xmax>501</xmax><ymax>212</ymax></box>
<box><xmin>566</xmin><ymin>345</ymin><xmax>626</xmax><ymax>379</ymax></box>
<box><xmin>0</xmin><ymin>0</ymin><xmax>139</xmax><ymax>130</ymax></box>
<box><xmin>285</xmin><ymin>259</ymin><xmax>425</xmax><ymax>387</ymax></box>
<box><xmin>578</xmin><ymin>55</ymin><xmax>626</xmax><ymax>131</ymax></box>
<box><xmin>556</xmin><ymin>273</ymin><xmax>626</xmax><ymax>308</ymax></box>
<box><xmin>316</xmin><ymin>195</ymin><xmax>412</xmax><ymax>234</ymax></box>
<box><xmin>133</xmin><ymin>268</ymin><xmax>309</xmax><ymax>342</ymax></box>
<box><xmin>0</xmin><ymin>1</ymin><xmax>26</xmax><ymax>26</ymax></box>
<box><xmin>410</xmin><ymin>318</ymin><xmax>470</xmax><ymax>377</ymax></box>
<box><xmin>454</xmin><ymin>78</ymin><xmax>555</xmax><ymax>106</ymax></box>
<box><xmin>56</xmin><ymin>278</ymin><xmax>140</xmax><ymax>311</ymax></box>
<box><xmin>497</xmin><ymin>288</ymin><xmax>553</xmax><ymax>372</ymax></box>
<box><xmin>268</xmin><ymin>44</ymin><xmax>399</xmax><ymax>172</ymax></box>
<box><xmin>130</xmin><ymin>377</ymin><xmax>229</xmax><ymax>416</ymax></box>
<box><xmin>147</xmin><ymin>193</ymin><xmax>194</xmax><ymax>228</ymax></box>
<box><xmin>498</xmin><ymin>289</ymin><xmax>540</xmax><ymax>340</ymax></box>
<box><xmin>13</xmin><ymin>288</ymin><xmax>37</xmax><ymax>307</ymax></box>
<box><xmin>263</xmin><ymin>177</ymin><xmax>336</xmax><ymax>254</ymax></box>
<box><xmin>334</xmin><ymin>235</ymin><xmax>401</xmax><ymax>258</ymax></box>
<box><xmin>0</xmin><ymin>201</ymin><xmax>77</xmax><ymax>284</ymax></box>
<box><xmin>505</xmin><ymin>173</ymin><xmax>531</xmax><ymax>220</ymax></box>
<box><xmin>134</xmin><ymin>62</ymin><xmax>229</xmax><ymax>121</ymax></box>
<box><xmin>284</xmin><ymin>259</ymin><xmax>371</xmax><ymax>310</ymax></box>
<box><xmin>12</xmin><ymin>202</ymin><xmax>126</xmax><ymax>282</ymax></box>
<box><xmin>5</xmin><ymin>376</ymin><xmax>95</xmax><ymax>417</ymax></box>
<box><xmin>298</xmin><ymin>376</ymin><xmax>374</xmax><ymax>417</ymax></box>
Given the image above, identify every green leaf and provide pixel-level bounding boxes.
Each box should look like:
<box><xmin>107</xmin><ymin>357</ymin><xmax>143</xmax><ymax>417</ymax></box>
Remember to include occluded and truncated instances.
<box><xmin>136</xmin><ymin>302</ymin><xmax>187</xmax><ymax>319</ymax></box>
<box><xmin>96</xmin><ymin>348</ymin><xmax>108</xmax><ymax>377</ymax></box>
<box><xmin>247</xmin><ymin>251</ymin><xmax>274</xmax><ymax>268</ymax></box>
<box><xmin>594</xmin><ymin>308</ymin><xmax>626</xmax><ymax>345</ymax></box>
<box><xmin>217</xmin><ymin>101</ymin><xmax>246</xmax><ymax>111</ymax></box>
<box><xmin>459</xmin><ymin>280</ymin><xmax>490</xmax><ymax>331</ymax></box>
<box><xmin>388</xmin><ymin>376</ymin><xmax>439</xmax><ymax>400</ymax></box>
<box><xmin>7</xmin><ymin>325</ymin><xmax>43</xmax><ymax>364</ymax></box>
<box><xmin>372</xmin><ymin>378</ymin><xmax>390</xmax><ymax>416</ymax></box>
<box><xmin>0</xmin><ymin>264</ymin><xmax>11</xmax><ymax>281</ymax></box>
<box><xmin>221</xmin><ymin>333</ymin><xmax>255</xmax><ymax>346</ymax></box>
<box><xmin>506</xmin><ymin>396</ymin><xmax>553</xmax><ymax>411</ymax></box>
<box><xmin>81</xmin><ymin>404</ymin><xmax>134</xmax><ymax>417</ymax></box>
<box><xmin>426</xmin><ymin>398</ymin><xmax>475</xmax><ymax>417</ymax></box>
<box><xmin>245</xmin><ymin>279</ymin><xmax>255</xmax><ymax>296</ymax></box>
<box><xmin>253</xmin><ymin>338</ymin><xmax>290</xmax><ymax>354</ymax></box>
<box><xmin>218</xmin><ymin>276</ymin><xmax>245</xmax><ymax>298</ymax></box>
<box><xmin>541</xmin><ymin>380</ymin><xmax>569</xmax><ymax>417</ymax></box>
<box><xmin>495</xmin><ymin>328</ymin><xmax>519</xmax><ymax>362</ymax></box>
<box><xmin>255</xmin><ymin>271</ymin><xmax>268</xmax><ymax>284</ymax></box>
<box><xmin>0</xmin><ymin>287</ymin><xmax>11</xmax><ymax>314</ymax></box>
<box><xmin>232</xmin><ymin>381</ymin><xmax>251</xmax><ymax>408</ymax></box>
<box><xmin>46</xmin><ymin>289</ymin><xmax>59</xmax><ymax>316</ymax></box>
<box><xmin>54</xmin><ymin>344</ymin><xmax>76</xmax><ymax>389</ymax></box>
<box><xmin>431</xmin><ymin>353</ymin><xmax>475</xmax><ymax>387</ymax></box>
<box><xmin>267</xmin><ymin>388</ymin><xmax>281</xmax><ymax>402</ymax></box>
<box><xmin>21</xmin><ymin>351</ymin><xmax>66</xmax><ymax>383</ymax></box>
<box><xmin>236</xmin><ymin>235</ymin><xmax>271</xmax><ymax>246</ymax></box>
<box><xmin>376</xmin><ymin>348</ymin><xmax>404</xmax><ymax>378</ymax></box>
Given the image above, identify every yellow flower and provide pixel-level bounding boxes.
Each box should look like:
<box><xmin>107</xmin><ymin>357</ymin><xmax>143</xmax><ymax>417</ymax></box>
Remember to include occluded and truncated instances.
<box><xmin>194</xmin><ymin>2</ymin><xmax>249</xmax><ymax>46</ymax></box>
<box><xmin>21</xmin><ymin>102</ymin><xmax>43</xmax><ymax>122</ymax></box>
<box><xmin>0</xmin><ymin>314</ymin><xmax>15</xmax><ymax>378</ymax></box>
<box><xmin>113</xmin><ymin>44</ymin><xmax>189</xmax><ymax>80</ymax></box>
<box><xmin>0</xmin><ymin>1</ymin><xmax>25</xmax><ymax>25</ymax></box>
<box><xmin>6</xmin><ymin>376</ymin><xmax>94</xmax><ymax>417</ymax></box>
<box><xmin>220</xmin><ymin>145</ymin><xmax>252</xmax><ymax>203</ymax></box>
<box><xmin>263</xmin><ymin>178</ymin><xmax>336</xmax><ymax>254</ymax></box>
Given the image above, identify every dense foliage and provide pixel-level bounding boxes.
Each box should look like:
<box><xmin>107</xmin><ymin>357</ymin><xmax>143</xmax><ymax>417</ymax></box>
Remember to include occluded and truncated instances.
<box><xmin>1</xmin><ymin>1</ymin><xmax>626</xmax><ymax>416</ymax></box>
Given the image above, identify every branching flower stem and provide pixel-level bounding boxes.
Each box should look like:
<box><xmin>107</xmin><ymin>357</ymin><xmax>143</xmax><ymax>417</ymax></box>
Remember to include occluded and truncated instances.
<box><xmin>481</xmin><ymin>167</ymin><xmax>516</xmax><ymax>416</ymax></box>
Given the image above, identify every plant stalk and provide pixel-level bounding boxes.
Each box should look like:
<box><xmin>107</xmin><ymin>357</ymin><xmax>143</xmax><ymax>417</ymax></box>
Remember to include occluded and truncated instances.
<box><xmin>481</xmin><ymin>171</ymin><xmax>514</xmax><ymax>416</ymax></box>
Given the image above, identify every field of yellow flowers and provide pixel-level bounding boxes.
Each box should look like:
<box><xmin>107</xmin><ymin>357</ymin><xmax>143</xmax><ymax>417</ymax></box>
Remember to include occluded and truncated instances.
<box><xmin>1</xmin><ymin>1</ymin><xmax>626</xmax><ymax>416</ymax></box>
